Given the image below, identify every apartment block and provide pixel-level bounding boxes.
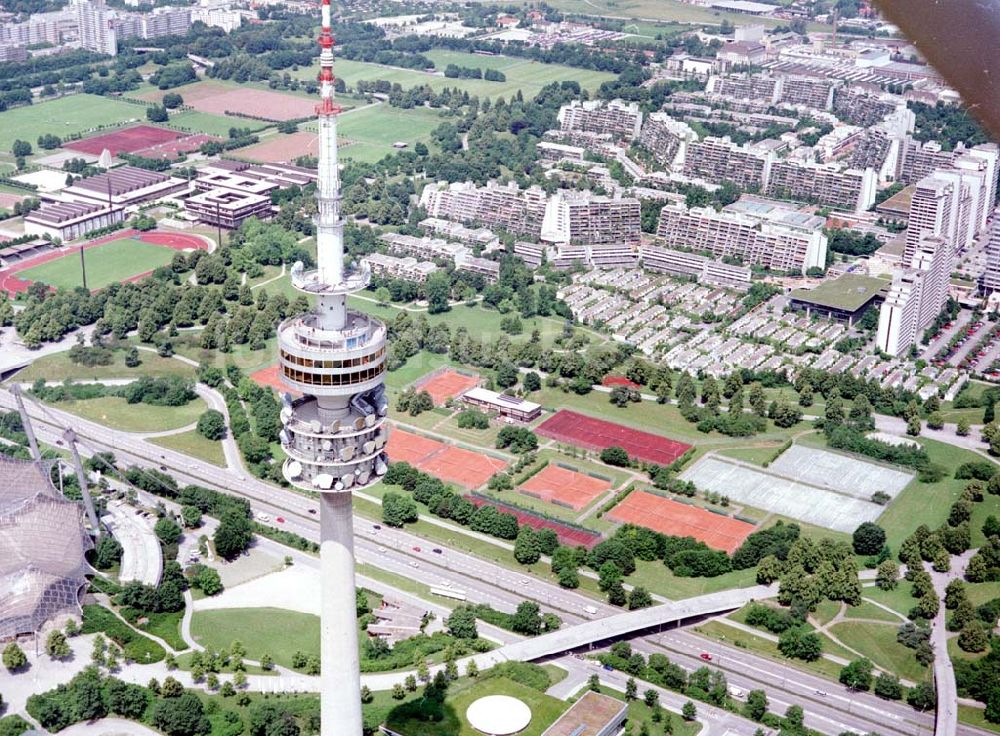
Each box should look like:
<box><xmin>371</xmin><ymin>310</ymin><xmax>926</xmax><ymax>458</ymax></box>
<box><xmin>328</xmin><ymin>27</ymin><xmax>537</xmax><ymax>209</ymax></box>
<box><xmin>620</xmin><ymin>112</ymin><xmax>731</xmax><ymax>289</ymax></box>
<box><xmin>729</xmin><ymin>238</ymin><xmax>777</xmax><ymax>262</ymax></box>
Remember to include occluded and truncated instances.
<box><xmin>682</xmin><ymin>136</ymin><xmax>773</xmax><ymax>191</ymax></box>
<box><xmin>513</xmin><ymin>241</ymin><xmax>545</xmax><ymax>268</ymax></box>
<box><xmin>380</xmin><ymin>232</ymin><xmax>468</xmax><ymax>262</ymax></box>
<box><xmin>418</xmin><ymin>181</ymin><xmax>547</xmax><ymax>237</ymax></box>
<box><xmin>76</xmin><ymin>0</ymin><xmax>117</xmax><ymax>55</ymax></box>
<box><xmin>365</xmin><ymin>253</ymin><xmax>438</xmax><ymax>282</ymax></box>
<box><xmin>637</xmin><ymin>113</ymin><xmax>698</xmax><ymax>171</ymax></box>
<box><xmin>765</xmin><ymin>160</ymin><xmax>876</xmax><ymax>212</ymax></box>
<box><xmin>454</xmin><ymin>252</ymin><xmax>501</xmax><ymax>282</ymax></box>
<box><xmin>877</xmin><ymin>235</ymin><xmax>951</xmax><ymax>355</ymax></box>
<box><xmin>705</xmin><ymin>75</ymin><xmax>781</xmax><ymax>104</ymax></box>
<box><xmin>548</xmin><ymin>243</ymin><xmax>637</xmax><ymax>270</ymax></box>
<box><xmin>557</xmin><ymin>99</ymin><xmax>643</xmax><ymax>140</ymax></box>
<box><xmin>832</xmin><ymin>87</ymin><xmax>898</xmax><ymax>128</ymax></box>
<box><xmin>417</xmin><ymin>218</ymin><xmax>498</xmax><ymax>249</ymax></box>
<box><xmin>982</xmin><ymin>208</ymin><xmax>1000</xmax><ymax>294</ymax></box>
<box><xmin>655</xmin><ymin>201</ymin><xmax>828</xmax><ymax>272</ymax></box>
<box><xmin>899</xmin><ymin>139</ymin><xmax>954</xmax><ymax>185</ymax></box>
<box><xmin>639</xmin><ymin>244</ymin><xmax>752</xmax><ymax>287</ymax></box>
<box><xmin>779</xmin><ymin>76</ymin><xmax>837</xmax><ymax>110</ymax></box>
<box><xmin>191</xmin><ymin>4</ymin><xmax>241</xmax><ymax>32</ymax></box>
<box><xmin>540</xmin><ymin>190</ymin><xmax>641</xmax><ymax>247</ymax></box>
<box><xmin>138</xmin><ymin>6</ymin><xmax>191</xmax><ymax>38</ymax></box>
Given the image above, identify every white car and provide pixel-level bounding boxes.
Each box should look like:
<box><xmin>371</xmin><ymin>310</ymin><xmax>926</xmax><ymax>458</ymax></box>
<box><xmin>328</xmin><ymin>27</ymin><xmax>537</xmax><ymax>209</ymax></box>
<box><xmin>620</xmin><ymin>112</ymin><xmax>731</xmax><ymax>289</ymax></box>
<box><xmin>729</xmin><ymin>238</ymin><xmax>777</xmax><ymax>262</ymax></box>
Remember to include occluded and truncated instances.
<box><xmin>409</xmin><ymin>561</ymin><xmax>419</xmax><ymax>568</ymax></box>
<box><xmin>256</xmin><ymin>512</ymin><xmax>270</xmax><ymax>523</ymax></box>
<box><xmin>378</xmin><ymin>546</ymin><xmax>387</xmax><ymax>553</ymax></box>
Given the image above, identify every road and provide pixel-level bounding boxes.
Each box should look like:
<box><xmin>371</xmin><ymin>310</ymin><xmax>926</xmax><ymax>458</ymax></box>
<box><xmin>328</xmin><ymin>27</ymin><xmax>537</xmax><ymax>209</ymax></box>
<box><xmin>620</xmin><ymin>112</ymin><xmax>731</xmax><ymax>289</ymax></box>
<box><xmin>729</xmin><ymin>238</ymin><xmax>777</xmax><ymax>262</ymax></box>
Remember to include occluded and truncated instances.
<box><xmin>5</xmin><ymin>388</ymin><xmax>993</xmax><ymax>736</ymax></box>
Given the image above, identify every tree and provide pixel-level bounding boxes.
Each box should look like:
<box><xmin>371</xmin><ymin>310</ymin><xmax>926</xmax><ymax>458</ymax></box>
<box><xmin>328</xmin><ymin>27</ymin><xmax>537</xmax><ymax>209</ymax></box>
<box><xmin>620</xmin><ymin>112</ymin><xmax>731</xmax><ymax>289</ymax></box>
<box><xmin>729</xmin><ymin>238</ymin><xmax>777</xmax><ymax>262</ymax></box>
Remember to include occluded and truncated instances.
<box><xmin>162</xmin><ymin>92</ymin><xmax>183</xmax><ymax>108</ymax></box>
<box><xmin>214</xmin><ymin>509</ymin><xmax>253</xmax><ymax>559</ymax></box>
<box><xmin>155</xmin><ymin>516</ymin><xmax>183</xmax><ymax>545</ymax></box>
<box><xmin>382</xmin><ymin>492</ymin><xmax>418</xmax><ymax>527</ymax></box>
<box><xmin>600</xmin><ymin>446</ymin><xmax>630</xmax><ymax>466</ymax></box>
<box><xmin>181</xmin><ymin>505</ymin><xmax>202</xmax><ymax>529</ymax></box>
<box><xmin>511</xmin><ymin>601</ymin><xmax>543</xmax><ymax>635</ymax></box>
<box><xmin>874</xmin><ymin>673</ymin><xmax>903</xmax><ymax>700</ymax></box>
<box><xmin>644</xmin><ymin>689</ymin><xmax>659</xmax><ymax>708</ymax></box>
<box><xmin>957</xmin><ymin>417</ymin><xmax>971</xmax><ymax>436</ymax></box>
<box><xmin>152</xmin><ymin>692</ymin><xmax>209</xmax><ymax>736</ymax></box>
<box><xmin>392</xmin><ymin>683</ymin><xmax>406</xmax><ymax>699</ymax></box>
<box><xmin>45</xmin><ymin>630</ymin><xmax>71</xmax><ymax>660</ymax></box>
<box><xmin>11</xmin><ymin>139</ymin><xmax>31</xmax><ymax>157</ymax></box>
<box><xmin>523</xmin><ymin>372</ymin><xmax>541</xmax><ymax>392</ymax></box>
<box><xmin>907</xmin><ymin>682</ymin><xmax>935</xmax><ymax>711</ymax></box>
<box><xmin>514</xmin><ymin>526</ymin><xmax>541</xmax><ymax>565</ymax></box>
<box><xmin>375</xmin><ymin>286</ymin><xmax>391</xmax><ymax>306</ymax></box>
<box><xmin>3</xmin><ymin>642</ymin><xmax>27</xmax><ymax>672</ymax></box>
<box><xmin>627</xmin><ymin>587</ymin><xmax>653</xmax><ymax>610</ymax></box>
<box><xmin>839</xmin><ymin>658</ymin><xmax>874</xmax><ymax>691</ymax></box>
<box><xmin>466</xmin><ymin>660</ymin><xmax>479</xmax><ymax>678</ymax></box>
<box><xmin>876</xmin><ymin>559</ymin><xmax>899</xmax><ymax>591</ymax></box>
<box><xmin>777</xmin><ymin>627</ymin><xmax>823</xmax><ymax>661</ymax></box>
<box><xmin>425</xmin><ymin>272</ymin><xmax>452</xmax><ymax>314</ymax></box>
<box><xmin>248</xmin><ymin>702</ymin><xmax>299</xmax><ymax>736</ymax></box>
<box><xmin>744</xmin><ymin>690</ymin><xmax>768</xmax><ymax>721</ymax></box>
<box><xmin>907</xmin><ymin>415</ymin><xmax>922</xmax><ymax>436</ymax></box>
<box><xmin>94</xmin><ymin>534</ymin><xmax>124</xmax><ymax>569</ymax></box>
<box><xmin>853</xmin><ymin>522</ymin><xmax>886</xmax><ymax>555</ymax></box>
<box><xmin>958</xmin><ymin>622</ymin><xmax>990</xmax><ymax>652</ymax></box>
<box><xmin>445</xmin><ymin>606</ymin><xmax>478</xmax><ymax>639</ymax></box>
<box><xmin>146</xmin><ymin>104</ymin><xmax>169</xmax><ymax>123</ymax></box>
<box><xmin>682</xmin><ymin>701</ymin><xmax>697</xmax><ymax>721</ymax></box>
<box><xmin>588</xmin><ymin>674</ymin><xmax>600</xmax><ymax>692</ymax></box>
<box><xmin>626</xmin><ymin>677</ymin><xmax>638</xmax><ymax>700</ymax></box>
<box><xmin>196</xmin><ymin>409</ymin><xmax>226</xmax><ymax>440</ymax></box>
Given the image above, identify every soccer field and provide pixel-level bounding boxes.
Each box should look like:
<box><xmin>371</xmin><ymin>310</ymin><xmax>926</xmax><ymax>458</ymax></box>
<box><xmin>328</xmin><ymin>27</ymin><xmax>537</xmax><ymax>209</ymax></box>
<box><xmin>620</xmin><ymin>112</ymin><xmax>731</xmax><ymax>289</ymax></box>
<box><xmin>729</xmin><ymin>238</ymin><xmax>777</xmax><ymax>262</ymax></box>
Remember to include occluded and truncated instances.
<box><xmin>19</xmin><ymin>238</ymin><xmax>175</xmax><ymax>291</ymax></box>
<box><xmin>0</xmin><ymin>95</ymin><xmax>145</xmax><ymax>151</ymax></box>
<box><xmin>292</xmin><ymin>54</ymin><xmax>615</xmax><ymax>99</ymax></box>
<box><xmin>336</xmin><ymin>104</ymin><xmax>445</xmax><ymax>162</ymax></box>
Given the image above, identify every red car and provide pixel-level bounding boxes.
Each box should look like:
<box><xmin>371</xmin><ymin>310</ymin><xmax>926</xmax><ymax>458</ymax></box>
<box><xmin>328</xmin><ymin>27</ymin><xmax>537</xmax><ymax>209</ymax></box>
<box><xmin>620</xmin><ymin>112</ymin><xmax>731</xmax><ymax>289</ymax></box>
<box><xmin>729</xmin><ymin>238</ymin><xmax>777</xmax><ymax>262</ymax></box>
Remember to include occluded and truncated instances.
<box><xmin>412</xmin><ymin>546</ymin><xmax>421</xmax><ymax>553</ymax></box>
<box><xmin>276</xmin><ymin>517</ymin><xmax>285</xmax><ymax>524</ymax></box>
<box><xmin>699</xmin><ymin>653</ymin><xmax>712</xmax><ymax>661</ymax></box>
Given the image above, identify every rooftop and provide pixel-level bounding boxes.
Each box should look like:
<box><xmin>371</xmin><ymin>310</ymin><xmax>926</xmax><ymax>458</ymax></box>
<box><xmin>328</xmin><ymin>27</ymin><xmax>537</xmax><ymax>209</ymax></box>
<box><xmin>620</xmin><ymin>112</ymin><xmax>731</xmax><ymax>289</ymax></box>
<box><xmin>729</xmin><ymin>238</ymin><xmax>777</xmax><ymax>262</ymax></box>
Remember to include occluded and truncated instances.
<box><xmin>789</xmin><ymin>273</ymin><xmax>888</xmax><ymax>311</ymax></box>
<box><xmin>69</xmin><ymin>165</ymin><xmax>171</xmax><ymax>196</ymax></box>
<box><xmin>541</xmin><ymin>691</ymin><xmax>626</xmax><ymax>736</ymax></box>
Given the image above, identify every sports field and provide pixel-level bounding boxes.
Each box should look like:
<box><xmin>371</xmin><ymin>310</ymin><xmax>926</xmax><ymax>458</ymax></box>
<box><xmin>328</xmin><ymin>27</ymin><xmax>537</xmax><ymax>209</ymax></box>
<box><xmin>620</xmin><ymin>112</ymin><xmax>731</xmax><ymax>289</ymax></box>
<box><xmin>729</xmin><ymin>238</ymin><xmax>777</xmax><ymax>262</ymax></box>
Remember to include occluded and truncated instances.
<box><xmin>167</xmin><ymin>110</ymin><xmax>249</xmax><ymax>138</ymax></box>
<box><xmin>536</xmin><ymin>409</ymin><xmax>692</xmax><ymax>466</ymax></box>
<box><xmin>64</xmin><ymin>124</ymin><xmax>181</xmax><ymax>156</ymax></box>
<box><xmin>0</xmin><ymin>94</ymin><xmax>144</xmax><ymax>151</ymax></box>
<box><xmin>769</xmin><ymin>445</ymin><xmax>913</xmax><ymax>501</ymax></box>
<box><xmin>386</xmin><ymin>426</ymin><xmax>507</xmax><ymax>489</ymax></box>
<box><xmin>292</xmin><ymin>54</ymin><xmax>616</xmax><ymax>99</ymax></box>
<box><xmin>140</xmin><ymin>81</ymin><xmax>315</xmax><ymax>122</ymax></box>
<box><xmin>413</xmin><ymin>368</ymin><xmax>480</xmax><ymax>406</ymax></box>
<box><xmin>607</xmin><ymin>490</ymin><xmax>754</xmax><ymax>553</ymax></box>
<box><xmin>538</xmin><ymin>0</ymin><xmax>827</xmax><ymax>30</ymax></box>
<box><xmin>18</xmin><ymin>237</ymin><xmax>176</xmax><ymax>291</ymax></box>
<box><xmin>681</xmin><ymin>455</ymin><xmax>888</xmax><ymax>533</ymax></box>
<box><xmin>518</xmin><ymin>464</ymin><xmax>610</xmax><ymax>511</ymax></box>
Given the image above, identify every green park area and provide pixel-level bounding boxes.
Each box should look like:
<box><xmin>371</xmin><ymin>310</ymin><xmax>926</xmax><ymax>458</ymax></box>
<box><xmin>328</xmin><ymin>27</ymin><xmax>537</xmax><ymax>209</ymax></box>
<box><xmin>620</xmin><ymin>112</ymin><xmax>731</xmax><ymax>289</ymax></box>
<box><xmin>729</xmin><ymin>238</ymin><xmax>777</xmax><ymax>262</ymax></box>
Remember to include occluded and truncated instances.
<box><xmin>50</xmin><ymin>395</ymin><xmax>207</xmax><ymax>433</ymax></box>
<box><xmin>336</xmin><ymin>104</ymin><xmax>447</xmax><ymax>163</ymax></box>
<box><xmin>15</xmin><ymin>348</ymin><xmax>194</xmax><ymax>382</ymax></box>
<box><xmin>534</xmin><ymin>0</ymin><xmax>827</xmax><ymax>30</ymax></box>
<box><xmin>19</xmin><ymin>238</ymin><xmax>176</xmax><ymax>290</ymax></box>
<box><xmin>190</xmin><ymin>608</ymin><xmax>317</xmax><ymax>669</ymax></box>
<box><xmin>292</xmin><ymin>52</ymin><xmax>615</xmax><ymax>99</ymax></box>
<box><xmin>151</xmin><ymin>429</ymin><xmax>226</xmax><ymax>467</ymax></box>
<box><xmin>0</xmin><ymin>94</ymin><xmax>145</xmax><ymax>151</ymax></box>
<box><xmin>385</xmin><ymin>676</ymin><xmax>566</xmax><ymax>736</ymax></box>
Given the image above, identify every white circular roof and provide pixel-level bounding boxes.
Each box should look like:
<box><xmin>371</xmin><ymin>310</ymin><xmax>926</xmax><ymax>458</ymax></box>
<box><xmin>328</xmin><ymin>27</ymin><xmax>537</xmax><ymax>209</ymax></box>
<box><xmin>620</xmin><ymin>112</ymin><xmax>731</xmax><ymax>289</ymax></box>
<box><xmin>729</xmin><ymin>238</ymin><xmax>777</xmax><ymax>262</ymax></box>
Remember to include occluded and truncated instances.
<box><xmin>466</xmin><ymin>695</ymin><xmax>532</xmax><ymax>735</ymax></box>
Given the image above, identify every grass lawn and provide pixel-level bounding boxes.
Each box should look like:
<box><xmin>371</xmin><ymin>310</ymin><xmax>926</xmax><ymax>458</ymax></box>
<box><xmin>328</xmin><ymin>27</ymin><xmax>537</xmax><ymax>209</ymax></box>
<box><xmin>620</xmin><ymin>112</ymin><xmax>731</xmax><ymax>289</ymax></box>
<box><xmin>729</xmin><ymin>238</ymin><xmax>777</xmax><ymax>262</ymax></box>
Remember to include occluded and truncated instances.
<box><xmin>12</xmin><ymin>349</ymin><xmax>194</xmax><ymax>382</ymax></box>
<box><xmin>48</xmin><ymin>395</ymin><xmax>207</xmax><ymax>433</ymax></box>
<box><xmin>948</xmin><ymin>634</ymin><xmax>988</xmax><ymax>664</ymax></box>
<box><xmin>337</xmin><ymin>104</ymin><xmax>445</xmax><ymax>163</ymax></box>
<box><xmin>862</xmin><ymin>583</ymin><xmax>916</xmax><ymax>618</ymax></box>
<box><xmin>386</xmin><ymin>676</ymin><xmax>567</xmax><ymax>736</ymax></box>
<box><xmin>19</xmin><ymin>238</ymin><xmax>175</xmax><ymax>288</ymax></box>
<box><xmin>827</xmin><ymin>621</ymin><xmax>928</xmax><ymax>682</ymax></box>
<box><xmin>959</xmin><ymin>704</ymin><xmax>1000</xmax><ymax>734</ymax></box>
<box><xmin>151</xmin><ymin>429</ymin><xmax>226</xmax><ymax>467</ymax></box>
<box><xmin>843</xmin><ymin>600</ymin><xmax>905</xmax><ymax>623</ymax></box>
<box><xmin>291</xmin><ymin>54</ymin><xmax>615</xmax><ymax>99</ymax></box>
<box><xmin>693</xmin><ymin>620</ymin><xmax>845</xmax><ymax>682</ymax></box>
<box><xmin>964</xmin><ymin>581</ymin><xmax>1000</xmax><ymax>607</ymax></box>
<box><xmin>0</xmin><ymin>94</ymin><xmax>145</xmax><ymax>150</ymax></box>
<box><xmin>190</xmin><ymin>607</ymin><xmax>318</xmax><ymax>669</ymax></box>
<box><xmin>869</xmin><ymin>437</ymin><xmax>989</xmax><ymax>550</ymax></box>
<box><xmin>811</xmin><ymin>599</ymin><xmax>843</xmax><ymax>627</ymax></box>
<box><xmin>628</xmin><ymin>559</ymin><xmax>758</xmax><ymax>600</ymax></box>
<box><xmin>168</xmin><ymin>110</ymin><xmax>252</xmax><ymax>137</ymax></box>
<box><xmin>121</xmin><ymin>608</ymin><xmax>187</xmax><ymax>651</ymax></box>
<box><xmin>715</xmin><ymin>444</ymin><xmax>786</xmax><ymax>466</ymax></box>
<box><xmin>536</xmin><ymin>0</ymin><xmax>828</xmax><ymax>30</ymax></box>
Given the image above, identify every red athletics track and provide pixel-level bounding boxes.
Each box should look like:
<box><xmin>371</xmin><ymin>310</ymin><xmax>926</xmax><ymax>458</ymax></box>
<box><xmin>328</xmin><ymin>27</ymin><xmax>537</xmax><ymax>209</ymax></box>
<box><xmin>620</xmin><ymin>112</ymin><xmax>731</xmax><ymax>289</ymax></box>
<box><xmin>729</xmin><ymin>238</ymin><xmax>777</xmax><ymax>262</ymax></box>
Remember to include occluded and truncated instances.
<box><xmin>536</xmin><ymin>409</ymin><xmax>692</xmax><ymax>467</ymax></box>
<box><xmin>0</xmin><ymin>229</ymin><xmax>210</xmax><ymax>295</ymax></box>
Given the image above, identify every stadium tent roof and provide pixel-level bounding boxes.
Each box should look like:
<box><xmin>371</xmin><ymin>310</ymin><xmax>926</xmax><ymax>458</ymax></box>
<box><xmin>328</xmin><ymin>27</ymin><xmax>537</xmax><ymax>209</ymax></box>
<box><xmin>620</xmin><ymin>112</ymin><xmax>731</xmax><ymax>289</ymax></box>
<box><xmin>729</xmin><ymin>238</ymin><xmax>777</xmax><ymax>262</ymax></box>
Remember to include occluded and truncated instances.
<box><xmin>0</xmin><ymin>457</ymin><xmax>92</xmax><ymax>640</ymax></box>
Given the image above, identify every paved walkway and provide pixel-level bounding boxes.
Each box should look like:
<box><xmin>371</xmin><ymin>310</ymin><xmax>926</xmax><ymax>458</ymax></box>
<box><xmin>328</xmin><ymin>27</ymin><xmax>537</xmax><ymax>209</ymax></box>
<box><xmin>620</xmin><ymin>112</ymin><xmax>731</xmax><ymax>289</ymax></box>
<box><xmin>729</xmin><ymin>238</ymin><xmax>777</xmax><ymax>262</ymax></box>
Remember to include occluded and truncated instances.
<box><xmin>928</xmin><ymin>550</ymin><xmax>975</xmax><ymax>736</ymax></box>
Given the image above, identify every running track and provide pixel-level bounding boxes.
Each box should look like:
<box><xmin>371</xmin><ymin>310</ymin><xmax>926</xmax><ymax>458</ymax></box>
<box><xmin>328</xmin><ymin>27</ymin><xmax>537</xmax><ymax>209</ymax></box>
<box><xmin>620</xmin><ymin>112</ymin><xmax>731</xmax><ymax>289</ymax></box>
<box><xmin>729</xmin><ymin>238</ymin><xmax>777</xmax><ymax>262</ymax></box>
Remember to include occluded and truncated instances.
<box><xmin>0</xmin><ymin>230</ymin><xmax>210</xmax><ymax>295</ymax></box>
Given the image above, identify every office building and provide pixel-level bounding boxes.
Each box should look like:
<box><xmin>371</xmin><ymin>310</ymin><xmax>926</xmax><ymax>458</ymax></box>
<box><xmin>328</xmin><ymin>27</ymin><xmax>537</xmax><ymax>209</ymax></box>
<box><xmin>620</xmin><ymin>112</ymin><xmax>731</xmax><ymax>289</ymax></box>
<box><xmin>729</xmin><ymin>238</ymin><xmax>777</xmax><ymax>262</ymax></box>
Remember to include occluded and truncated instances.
<box><xmin>184</xmin><ymin>188</ymin><xmax>272</xmax><ymax>228</ymax></box>
<box><xmin>558</xmin><ymin>99</ymin><xmax>643</xmax><ymax>140</ymax></box>
<box><xmin>461</xmin><ymin>387</ymin><xmax>541</xmax><ymax>423</ymax></box>
<box><xmin>540</xmin><ymin>190</ymin><xmax>641</xmax><ymax>247</ymax></box>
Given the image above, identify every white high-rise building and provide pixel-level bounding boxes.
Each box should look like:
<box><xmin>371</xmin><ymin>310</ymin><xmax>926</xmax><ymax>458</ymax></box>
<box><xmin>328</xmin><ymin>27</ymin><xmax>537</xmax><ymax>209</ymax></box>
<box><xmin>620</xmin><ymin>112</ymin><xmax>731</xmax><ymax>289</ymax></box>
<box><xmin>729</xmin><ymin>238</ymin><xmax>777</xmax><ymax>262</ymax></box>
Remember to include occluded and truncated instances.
<box><xmin>76</xmin><ymin>0</ymin><xmax>117</xmax><ymax>55</ymax></box>
<box><xmin>983</xmin><ymin>209</ymin><xmax>1000</xmax><ymax>295</ymax></box>
<box><xmin>877</xmin><ymin>235</ymin><xmax>951</xmax><ymax>355</ymax></box>
<box><xmin>278</xmin><ymin>2</ymin><xmax>388</xmax><ymax>734</ymax></box>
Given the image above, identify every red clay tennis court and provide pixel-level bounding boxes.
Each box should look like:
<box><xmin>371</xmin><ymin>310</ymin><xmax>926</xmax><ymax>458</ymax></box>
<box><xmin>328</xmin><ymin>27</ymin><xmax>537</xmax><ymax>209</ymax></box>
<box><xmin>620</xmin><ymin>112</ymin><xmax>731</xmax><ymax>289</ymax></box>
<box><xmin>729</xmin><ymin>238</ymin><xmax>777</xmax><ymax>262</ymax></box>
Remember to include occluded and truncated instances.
<box><xmin>133</xmin><ymin>133</ymin><xmax>220</xmax><ymax>160</ymax></box>
<box><xmin>518</xmin><ymin>464</ymin><xmax>611</xmax><ymax>511</ymax></box>
<box><xmin>64</xmin><ymin>125</ymin><xmax>182</xmax><ymax>156</ymax></box>
<box><xmin>387</xmin><ymin>427</ymin><xmax>506</xmax><ymax>489</ymax></box>
<box><xmin>250</xmin><ymin>364</ymin><xmax>300</xmax><ymax>397</ymax></box>
<box><xmin>607</xmin><ymin>490</ymin><xmax>754</xmax><ymax>553</ymax></box>
<box><xmin>413</xmin><ymin>369</ymin><xmax>479</xmax><ymax>406</ymax></box>
<box><xmin>536</xmin><ymin>410</ymin><xmax>692</xmax><ymax>467</ymax></box>
<box><xmin>602</xmin><ymin>375</ymin><xmax>641</xmax><ymax>389</ymax></box>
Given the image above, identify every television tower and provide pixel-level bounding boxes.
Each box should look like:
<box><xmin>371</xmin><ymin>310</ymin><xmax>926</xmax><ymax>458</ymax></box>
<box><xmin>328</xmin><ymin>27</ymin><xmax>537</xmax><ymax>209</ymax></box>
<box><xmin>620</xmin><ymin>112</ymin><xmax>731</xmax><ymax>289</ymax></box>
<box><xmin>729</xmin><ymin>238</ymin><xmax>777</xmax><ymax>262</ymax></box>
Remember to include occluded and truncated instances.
<box><xmin>277</xmin><ymin>0</ymin><xmax>389</xmax><ymax>732</ymax></box>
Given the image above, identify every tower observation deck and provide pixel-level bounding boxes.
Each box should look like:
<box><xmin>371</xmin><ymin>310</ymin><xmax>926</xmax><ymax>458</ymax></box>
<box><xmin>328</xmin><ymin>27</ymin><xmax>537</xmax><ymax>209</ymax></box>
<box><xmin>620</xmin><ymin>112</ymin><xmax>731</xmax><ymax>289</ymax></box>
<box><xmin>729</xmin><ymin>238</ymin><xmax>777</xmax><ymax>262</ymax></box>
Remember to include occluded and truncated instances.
<box><xmin>277</xmin><ymin>1</ymin><xmax>388</xmax><ymax>733</ymax></box>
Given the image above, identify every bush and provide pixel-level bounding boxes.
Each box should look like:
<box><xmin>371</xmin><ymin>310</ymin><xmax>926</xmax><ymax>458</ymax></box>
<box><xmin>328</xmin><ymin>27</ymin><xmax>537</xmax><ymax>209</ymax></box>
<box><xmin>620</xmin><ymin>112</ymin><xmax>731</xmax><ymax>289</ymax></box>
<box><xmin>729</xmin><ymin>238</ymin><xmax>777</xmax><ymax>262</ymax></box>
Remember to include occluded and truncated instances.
<box><xmin>80</xmin><ymin>605</ymin><xmax>165</xmax><ymax>663</ymax></box>
<box><xmin>600</xmin><ymin>446</ymin><xmax>630</xmax><ymax>466</ymax></box>
<box><xmin>196</xmin><ymin>409</ymin><xmax>226</xmax><ymax>440</ymax></box>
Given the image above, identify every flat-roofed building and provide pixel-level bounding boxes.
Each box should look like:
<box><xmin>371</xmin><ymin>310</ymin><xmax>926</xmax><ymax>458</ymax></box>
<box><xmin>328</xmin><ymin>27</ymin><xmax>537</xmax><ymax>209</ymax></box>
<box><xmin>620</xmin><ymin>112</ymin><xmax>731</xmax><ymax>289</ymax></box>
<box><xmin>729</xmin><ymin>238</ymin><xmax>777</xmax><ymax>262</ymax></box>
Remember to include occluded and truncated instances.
<box><xmin>766</xmin><ymin>160</ymin><xmax>876</xmax><ymax>212</ymax></box>
<box><xmin>558</xmin><ymin>99</ymin><xmax>642</xmax><ymax>141</ymax></box>
<box><xmin>513</xmin><ymin>241</ymin><xmax>545</xmax><ymax>267</ymax></box>
<box><xmin>541</xmin><ymin>190</ymin><xmax>640</xmax><ymax>247</ymax></box>
<box><xmin>656</xmin><ymin>201</ymin><xmax>827</xmax><ymax>272</ymax></box>
<box><xmin>461</xmin><ymin>387</ymin><xmax>542</xmax><ymax>422</ymax></box>
<box><xmin>194</xmin><ymin>170</ymin><xmax>278</xmax><ymax>198</ymax></box>
<box><xmin>418</xmin><ymin>218</ymin><xmax>498</xmax><ymax>249</ymax></box>
<box><xmin>789</xmin><ymin>273</ymin><xmax>888</xmax><ymax>325</ymax></box>
<box><xmin>983</xmin><ymin>209</ymin><xmax>1000</xmax><ymax>295</ymax></box>
<box><xmin>364</xmin><ymin>252</ymin><xmax>437</xmax><ymax>282</ymax></box>
<box><xmin>62</xmin><ymin>166</ymin><xmax>187</xmax><ymax>208</ymax></box>
<box><xmin>682</xmin><ymin>136</ymin><xmax>773</xmax><ymax>191</ymax></box>
<box><xmin>24</xmin><ymin>201</ymin><xmax>125</xmax><ymax>241</ymax></box>
<box><xmin>419</xmin><ymin>180</ymin><xmax>548</xmax><ymax>237</ymax></box>
<box><xmin>380</xmin><ymin>232</ymin><xmax>469</xmax><ymax>262</ymax></box>
<box><xmin>640</xmin><ymin>244</ymin><xmax>752</xmax><ymax>287</ymax></box>
<box><xmin>454</xmin><ymin>252</ymin><xmax>500</xmax><ymax>282</ymax></box>
<box><xmin>184</xmin><ymin>188</ymin><xmax>272</xmax><ymax>228</ymax></box>
<box><xmin>638</xmin><ymin>112</ymin><xmax>698</xmax><ymax>171</ymax></box>
<box><xmin>706</xmin><ymin>74</ymin><xmax>781</xmax><ymax>103</ymax></box>
<box><xmin>541</xmin><ymin>690</ymin><xmax>627</xmax><ymax>736</ymax></box>
<box><xmin>537</xmin><ymin>141</ymin><xmax>586</xmax><ymax>163</ymax></box>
